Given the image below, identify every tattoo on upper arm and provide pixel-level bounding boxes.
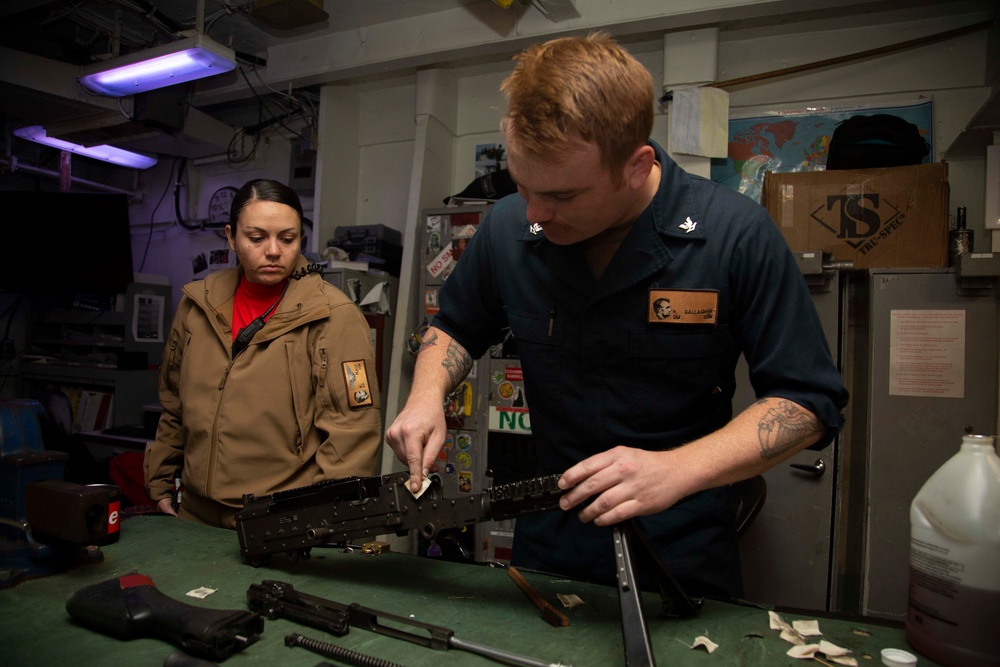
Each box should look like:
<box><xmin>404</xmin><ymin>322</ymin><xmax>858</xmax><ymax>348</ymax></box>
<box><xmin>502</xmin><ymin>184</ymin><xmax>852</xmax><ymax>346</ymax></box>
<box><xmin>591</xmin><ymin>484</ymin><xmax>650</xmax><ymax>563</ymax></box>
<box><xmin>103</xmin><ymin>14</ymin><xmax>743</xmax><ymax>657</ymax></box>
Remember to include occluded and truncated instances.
<box><xmin>755</xmin><ymin>398</ymin><xmax>822</xmax><ymax>460</ymax></box>
<box><xmin>419</xmin><ymin>329</ymin><xmax>440</xmax><ymax>351</ymax></box>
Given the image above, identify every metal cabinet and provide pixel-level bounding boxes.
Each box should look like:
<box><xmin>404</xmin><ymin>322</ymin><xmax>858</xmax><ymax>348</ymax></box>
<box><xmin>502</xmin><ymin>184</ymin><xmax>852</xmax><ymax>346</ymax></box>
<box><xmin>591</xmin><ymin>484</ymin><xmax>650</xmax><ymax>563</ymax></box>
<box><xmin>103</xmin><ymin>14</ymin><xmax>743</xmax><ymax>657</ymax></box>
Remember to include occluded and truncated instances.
<box><xmin>848</xmin><ymin>269</ymin><xmax>997</xmax><ymax>620</ymax></box>
<box><xmin>735</xmin><ymin>267</ymin><xmax>999</xmax><ymax>618</ymax></box>
<box><xmin>414</xmin><ymin>205</ymin><xmax>539</xmax><ymax>563</ymax></box>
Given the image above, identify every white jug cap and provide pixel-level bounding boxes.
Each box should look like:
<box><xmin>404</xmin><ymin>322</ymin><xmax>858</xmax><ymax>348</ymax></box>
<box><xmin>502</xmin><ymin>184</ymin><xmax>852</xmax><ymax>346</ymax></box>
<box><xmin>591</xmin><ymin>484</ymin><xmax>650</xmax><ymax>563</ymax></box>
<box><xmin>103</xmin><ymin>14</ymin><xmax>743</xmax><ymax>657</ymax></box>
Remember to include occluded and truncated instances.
<box><xmin>881</xmin><ymin>648</ymin><xmax>918</xmax><ymax>666</ymax></box>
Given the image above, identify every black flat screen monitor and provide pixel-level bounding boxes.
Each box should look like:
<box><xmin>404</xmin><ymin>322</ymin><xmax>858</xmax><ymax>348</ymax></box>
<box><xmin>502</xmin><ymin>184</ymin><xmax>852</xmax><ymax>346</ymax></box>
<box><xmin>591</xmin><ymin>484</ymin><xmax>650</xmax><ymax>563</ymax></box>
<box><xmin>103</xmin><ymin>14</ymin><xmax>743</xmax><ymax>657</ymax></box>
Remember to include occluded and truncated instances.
<box><xmin>1</xmin><ymin>191</ymin><xmax>135</xmax><ymax>294</ymax></box>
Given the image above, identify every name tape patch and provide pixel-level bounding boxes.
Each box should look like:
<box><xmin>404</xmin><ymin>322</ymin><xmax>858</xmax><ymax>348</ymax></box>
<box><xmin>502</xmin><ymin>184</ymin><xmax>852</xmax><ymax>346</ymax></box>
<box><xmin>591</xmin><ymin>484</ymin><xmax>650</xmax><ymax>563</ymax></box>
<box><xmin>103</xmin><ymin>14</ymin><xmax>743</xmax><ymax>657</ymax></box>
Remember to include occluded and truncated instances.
<box><xmin>648</xmin><ymin>289</ymin><xmax>719</xmax><ymax>324</ymax></box>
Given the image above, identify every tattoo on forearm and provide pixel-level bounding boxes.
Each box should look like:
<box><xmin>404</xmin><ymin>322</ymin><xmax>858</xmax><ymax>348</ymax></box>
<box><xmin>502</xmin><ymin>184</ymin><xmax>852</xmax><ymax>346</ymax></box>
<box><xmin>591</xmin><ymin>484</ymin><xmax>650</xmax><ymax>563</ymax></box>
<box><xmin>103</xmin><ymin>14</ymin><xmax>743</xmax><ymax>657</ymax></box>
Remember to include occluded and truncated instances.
<box><xmin>442</xmin><ymin>341</ymin><xmax>472</xmax><ymax>390</ymax></box>
<box><xmin>420</xmin><ymin>330</ymin><xmax>472</xmax><ymax>389</ymax></box>
<box><xmin>756</xmin><ymin>398</ymin><xmax>822</xmax><ymax>460</ymax></box>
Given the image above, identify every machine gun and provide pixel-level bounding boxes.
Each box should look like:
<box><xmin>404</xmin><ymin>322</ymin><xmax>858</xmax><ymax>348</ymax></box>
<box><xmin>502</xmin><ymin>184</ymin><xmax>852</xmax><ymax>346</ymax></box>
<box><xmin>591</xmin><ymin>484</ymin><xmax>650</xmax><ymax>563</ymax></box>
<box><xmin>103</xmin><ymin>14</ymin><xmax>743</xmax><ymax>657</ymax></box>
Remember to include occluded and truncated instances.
<box><xmin>235</xmin><ymin>473</ymin><xmax>562</xmax><ymax>566</ymax></box>
<box><xmin>236</xmin><ymin>472</ymin><xmax>702</xmax><ymax>666</ymax></box>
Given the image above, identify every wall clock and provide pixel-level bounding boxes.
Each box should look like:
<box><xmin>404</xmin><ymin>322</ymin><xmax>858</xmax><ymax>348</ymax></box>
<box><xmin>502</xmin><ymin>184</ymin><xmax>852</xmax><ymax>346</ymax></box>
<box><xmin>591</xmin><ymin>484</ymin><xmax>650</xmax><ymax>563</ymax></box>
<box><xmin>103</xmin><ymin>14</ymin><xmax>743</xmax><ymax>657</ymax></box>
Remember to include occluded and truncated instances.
<box><xmin>208</xmin><ymin>186</ymin><xmax>239</xmax><ymax>225</ymax></box>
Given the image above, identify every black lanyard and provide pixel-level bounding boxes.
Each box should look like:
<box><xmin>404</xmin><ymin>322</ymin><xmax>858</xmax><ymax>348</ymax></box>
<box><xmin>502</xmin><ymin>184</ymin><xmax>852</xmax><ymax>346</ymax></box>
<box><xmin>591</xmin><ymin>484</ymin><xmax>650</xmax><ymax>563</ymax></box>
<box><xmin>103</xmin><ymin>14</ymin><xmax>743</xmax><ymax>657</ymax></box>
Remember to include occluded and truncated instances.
<box><xmin>232</xmin><ymin>281</ymin><xmax>288</xmax><ymax>357</ymax></box>
<box><xmin>230</xmin><ymin>264</ymin><xmax>323</xmax><ymax>357</ymax></box>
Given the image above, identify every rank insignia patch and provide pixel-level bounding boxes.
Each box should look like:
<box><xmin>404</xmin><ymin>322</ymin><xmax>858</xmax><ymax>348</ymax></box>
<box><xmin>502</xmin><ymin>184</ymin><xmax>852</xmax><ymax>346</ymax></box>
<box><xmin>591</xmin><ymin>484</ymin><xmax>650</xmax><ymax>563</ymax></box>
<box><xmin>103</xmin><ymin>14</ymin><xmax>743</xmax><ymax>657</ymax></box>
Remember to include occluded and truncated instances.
<box><xmin>648</xmin><ymin>289</ymin><xmax>719</xmax><ymax>325</ymax></box>
<box><xmin>342</xmin><ymin>360</ymin><xmax>374</xmax><ymax>408</ymax></box>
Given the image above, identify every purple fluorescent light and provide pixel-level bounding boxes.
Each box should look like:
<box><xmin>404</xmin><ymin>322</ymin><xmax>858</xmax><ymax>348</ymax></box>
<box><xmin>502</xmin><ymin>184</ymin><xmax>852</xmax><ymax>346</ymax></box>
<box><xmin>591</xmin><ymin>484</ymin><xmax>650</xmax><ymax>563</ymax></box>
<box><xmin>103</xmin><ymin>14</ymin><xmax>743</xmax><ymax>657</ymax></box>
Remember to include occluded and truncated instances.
<box><xmin>79</xmin><ymin>36</ymin><xmax>236</xmax><ymax>97</ymax></box>
<box><xmin>14</xmin><ymin>126</ymin><xmax>158</xmax><ymax>170</ymax></box>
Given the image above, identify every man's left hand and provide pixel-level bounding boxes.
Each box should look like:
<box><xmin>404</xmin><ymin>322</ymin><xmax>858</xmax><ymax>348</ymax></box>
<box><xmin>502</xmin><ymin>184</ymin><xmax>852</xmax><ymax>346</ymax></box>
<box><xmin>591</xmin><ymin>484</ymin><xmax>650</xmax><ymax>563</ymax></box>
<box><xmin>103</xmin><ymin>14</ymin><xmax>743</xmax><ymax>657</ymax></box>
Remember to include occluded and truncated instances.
<box><xmin>557</xmin><ymin>446</ymin><xmax>690</xmax><ymax>526</ymax></box>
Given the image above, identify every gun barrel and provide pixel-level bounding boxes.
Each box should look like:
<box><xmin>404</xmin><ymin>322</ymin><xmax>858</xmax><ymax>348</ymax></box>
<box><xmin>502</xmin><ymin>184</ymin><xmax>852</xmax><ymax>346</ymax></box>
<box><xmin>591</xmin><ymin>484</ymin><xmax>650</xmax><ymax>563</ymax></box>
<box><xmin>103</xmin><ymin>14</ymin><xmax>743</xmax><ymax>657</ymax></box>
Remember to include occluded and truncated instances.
<box><xmin>236</xmin><ymin>473</ymin><xmax>563</xmax><ymax>563</ymax></box>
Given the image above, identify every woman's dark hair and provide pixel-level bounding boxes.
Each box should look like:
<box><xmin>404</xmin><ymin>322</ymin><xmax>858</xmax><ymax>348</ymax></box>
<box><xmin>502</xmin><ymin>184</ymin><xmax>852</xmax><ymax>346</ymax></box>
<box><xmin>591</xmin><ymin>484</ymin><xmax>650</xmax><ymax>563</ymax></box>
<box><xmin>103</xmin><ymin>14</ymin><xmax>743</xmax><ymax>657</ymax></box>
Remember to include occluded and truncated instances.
<box><xmin>230</xmin><ymin>178</ymin><xmax>304</xmax><ymax>228</ymax></box>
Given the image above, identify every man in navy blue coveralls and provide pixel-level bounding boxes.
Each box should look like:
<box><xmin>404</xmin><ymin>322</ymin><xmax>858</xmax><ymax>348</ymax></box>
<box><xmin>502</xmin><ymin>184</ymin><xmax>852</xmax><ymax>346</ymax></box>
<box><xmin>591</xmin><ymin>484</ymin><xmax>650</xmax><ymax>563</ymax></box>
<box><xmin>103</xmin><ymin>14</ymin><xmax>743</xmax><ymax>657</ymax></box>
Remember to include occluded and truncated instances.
<box><xmin>387</xmin><ymin>33</ymin><xmax>848</xmax><ymax>599</ymax></box>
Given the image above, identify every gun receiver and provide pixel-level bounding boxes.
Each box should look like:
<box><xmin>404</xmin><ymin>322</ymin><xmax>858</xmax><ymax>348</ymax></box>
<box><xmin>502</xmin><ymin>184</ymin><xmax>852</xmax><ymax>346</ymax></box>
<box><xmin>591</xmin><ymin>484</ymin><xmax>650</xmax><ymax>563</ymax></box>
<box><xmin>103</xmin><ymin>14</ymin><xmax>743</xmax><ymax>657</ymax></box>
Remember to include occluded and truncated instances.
<box><xmin>235</xmin><ymin>473</ymin><xmax>562</xmax><ymax>565</ymax></box>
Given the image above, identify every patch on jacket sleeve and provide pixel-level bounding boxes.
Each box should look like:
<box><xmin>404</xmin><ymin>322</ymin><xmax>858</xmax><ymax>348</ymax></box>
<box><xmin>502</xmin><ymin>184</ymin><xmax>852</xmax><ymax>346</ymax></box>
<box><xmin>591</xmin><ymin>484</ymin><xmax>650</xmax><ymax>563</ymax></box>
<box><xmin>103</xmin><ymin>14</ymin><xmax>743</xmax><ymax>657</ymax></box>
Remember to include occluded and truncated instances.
<box><xmin>342</xmin><ymin>360</ymin><xmax>374</xmax><ymax>408</ymax></box>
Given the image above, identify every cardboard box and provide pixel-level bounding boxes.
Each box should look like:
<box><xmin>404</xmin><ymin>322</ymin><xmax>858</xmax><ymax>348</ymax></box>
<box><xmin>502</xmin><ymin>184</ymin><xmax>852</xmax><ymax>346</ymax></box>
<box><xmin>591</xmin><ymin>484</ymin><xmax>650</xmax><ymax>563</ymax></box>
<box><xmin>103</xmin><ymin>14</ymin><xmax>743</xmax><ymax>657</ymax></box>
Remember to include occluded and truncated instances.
<box><xmin>762</xmin><ymin>162</ymin><xmax>949</xmax><ymax>269</ymax></box>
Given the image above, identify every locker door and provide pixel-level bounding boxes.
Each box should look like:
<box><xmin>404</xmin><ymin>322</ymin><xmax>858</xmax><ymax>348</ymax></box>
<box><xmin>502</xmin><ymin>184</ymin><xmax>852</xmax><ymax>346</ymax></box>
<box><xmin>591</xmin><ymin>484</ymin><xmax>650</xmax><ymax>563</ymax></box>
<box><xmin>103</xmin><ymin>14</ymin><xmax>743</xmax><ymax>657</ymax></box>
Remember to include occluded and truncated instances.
<box><xmin>734</xmin><ymin>271</ymin><xmax>843</xmax><ymax>610</ymax></box>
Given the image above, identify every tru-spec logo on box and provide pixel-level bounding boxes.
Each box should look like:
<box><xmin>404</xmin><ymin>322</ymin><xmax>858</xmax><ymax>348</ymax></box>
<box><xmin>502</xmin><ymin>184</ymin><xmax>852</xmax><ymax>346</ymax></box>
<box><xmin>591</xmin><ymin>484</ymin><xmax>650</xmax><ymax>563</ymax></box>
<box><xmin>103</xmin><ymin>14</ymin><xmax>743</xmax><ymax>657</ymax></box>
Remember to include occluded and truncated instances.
<box><xmin>809</xmin><ymin>192</ymin><xmax>905</xmax><ymax>256</ymax></box>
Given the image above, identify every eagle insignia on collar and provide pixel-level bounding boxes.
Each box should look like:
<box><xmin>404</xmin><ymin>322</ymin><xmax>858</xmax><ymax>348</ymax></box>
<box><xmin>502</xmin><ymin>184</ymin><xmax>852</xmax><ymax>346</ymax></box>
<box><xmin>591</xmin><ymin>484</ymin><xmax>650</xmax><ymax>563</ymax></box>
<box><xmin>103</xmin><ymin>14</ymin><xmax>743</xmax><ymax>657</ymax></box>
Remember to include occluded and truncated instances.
<box><xmin>679</xmin><ymin>216</ymin><xmax>698</xmax><ymax>233</ymax></box>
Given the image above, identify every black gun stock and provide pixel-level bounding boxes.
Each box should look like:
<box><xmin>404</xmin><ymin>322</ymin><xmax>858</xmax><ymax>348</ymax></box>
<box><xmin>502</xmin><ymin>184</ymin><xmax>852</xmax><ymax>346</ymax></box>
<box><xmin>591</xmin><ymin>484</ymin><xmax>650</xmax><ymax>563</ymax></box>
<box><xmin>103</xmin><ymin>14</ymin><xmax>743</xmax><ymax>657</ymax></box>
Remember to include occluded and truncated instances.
<box><xmin>235</xmin><ymin>473</ymin><xmax>562</xmax><ymax>565</ymax></box>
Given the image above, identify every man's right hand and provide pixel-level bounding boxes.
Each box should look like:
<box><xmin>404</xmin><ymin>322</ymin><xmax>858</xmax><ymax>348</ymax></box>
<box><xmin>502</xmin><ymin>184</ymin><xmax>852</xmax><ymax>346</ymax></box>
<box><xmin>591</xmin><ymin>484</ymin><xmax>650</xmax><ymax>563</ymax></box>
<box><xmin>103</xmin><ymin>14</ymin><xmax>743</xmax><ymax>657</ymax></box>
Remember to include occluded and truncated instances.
<box><xmin>385</xmin><ymin>399</ymin><xmax>448</xmax><ymax>494</ymax></box>
<box><xmin>385</xmin><ymin>326</ymin><xmax>474</xmax><ymax>494</ymax></box>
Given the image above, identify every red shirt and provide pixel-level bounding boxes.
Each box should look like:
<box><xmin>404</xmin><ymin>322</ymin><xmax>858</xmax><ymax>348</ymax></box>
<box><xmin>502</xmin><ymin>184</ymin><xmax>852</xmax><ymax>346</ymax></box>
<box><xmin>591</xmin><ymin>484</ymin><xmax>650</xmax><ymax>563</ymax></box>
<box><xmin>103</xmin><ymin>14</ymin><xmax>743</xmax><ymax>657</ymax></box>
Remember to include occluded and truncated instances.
<box><xmin>232</xmin><ymin>275</ymin><xmax>286</xmax><ymax>341</ymax></box>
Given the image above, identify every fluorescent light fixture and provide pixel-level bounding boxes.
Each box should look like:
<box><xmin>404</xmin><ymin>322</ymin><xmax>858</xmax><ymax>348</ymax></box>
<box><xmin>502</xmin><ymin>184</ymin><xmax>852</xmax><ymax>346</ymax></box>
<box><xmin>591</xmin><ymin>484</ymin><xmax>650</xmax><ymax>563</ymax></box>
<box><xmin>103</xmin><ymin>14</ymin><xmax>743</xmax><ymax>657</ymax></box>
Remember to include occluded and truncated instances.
<box><xmin>79</xmin><ymin>33</ymin><xmax>236</xmax><ymax>97</ymax></box>
<box><xmin>14</xmin><ymin>126</ymin><xmax>158</xmax><ymax>170</ymax></box>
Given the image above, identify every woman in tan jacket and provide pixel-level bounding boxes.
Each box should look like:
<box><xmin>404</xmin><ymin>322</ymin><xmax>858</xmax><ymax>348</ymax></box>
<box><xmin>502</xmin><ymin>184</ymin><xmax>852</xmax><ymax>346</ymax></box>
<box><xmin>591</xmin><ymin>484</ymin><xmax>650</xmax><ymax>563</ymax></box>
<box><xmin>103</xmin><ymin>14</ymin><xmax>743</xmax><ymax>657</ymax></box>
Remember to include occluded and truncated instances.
<box><xmin>144</xmin><ymin>179</ymin><xmax>382</xmax><ymax>528</ymax></box>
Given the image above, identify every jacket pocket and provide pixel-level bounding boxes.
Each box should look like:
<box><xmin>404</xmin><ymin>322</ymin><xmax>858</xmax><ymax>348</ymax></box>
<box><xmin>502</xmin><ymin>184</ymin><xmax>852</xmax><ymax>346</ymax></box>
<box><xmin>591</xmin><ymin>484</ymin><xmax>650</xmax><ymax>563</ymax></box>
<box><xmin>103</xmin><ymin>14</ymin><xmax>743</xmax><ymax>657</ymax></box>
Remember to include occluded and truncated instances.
<box><xmin>626</xmin><ymin>328</ymin><xmax>733</xmax><ymax>434</ymax></box>
<box><xmin>503</xmin><ymin>307</ymin><xmax>564</xmax><ymax>399</ymax></box>
<box><xmin>284</xmin><ymin>340</ymin><xmax>306</xmax><ymax>459</ymax></box>
<box><xmin>505</xmin><ymin>307</ymin><xmax>563</xmax><ymax>346</ymax></box>
<box><xmin>165</xmin><ymin>328</ymin><xmax>190</xmax><ymax>393</ymax></box>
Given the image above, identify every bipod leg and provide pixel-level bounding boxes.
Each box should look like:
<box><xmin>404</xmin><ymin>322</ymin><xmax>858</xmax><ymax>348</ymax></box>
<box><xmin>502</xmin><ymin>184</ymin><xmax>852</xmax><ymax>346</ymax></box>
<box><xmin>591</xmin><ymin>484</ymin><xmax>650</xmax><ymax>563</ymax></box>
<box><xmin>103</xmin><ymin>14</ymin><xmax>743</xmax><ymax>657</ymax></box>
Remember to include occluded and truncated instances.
<box><xmin>613</xmin><ymin>522</ymin><xmax>656</xmax><ymax>667</ymax></box>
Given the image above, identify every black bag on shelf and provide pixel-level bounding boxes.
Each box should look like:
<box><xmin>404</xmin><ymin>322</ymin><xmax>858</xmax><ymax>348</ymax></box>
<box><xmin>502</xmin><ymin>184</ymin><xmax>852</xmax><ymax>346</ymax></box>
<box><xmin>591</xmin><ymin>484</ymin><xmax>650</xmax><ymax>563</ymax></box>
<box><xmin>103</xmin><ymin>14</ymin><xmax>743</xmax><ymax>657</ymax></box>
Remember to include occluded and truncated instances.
<box><xmin>826</xmin><ymin>113</ymin><xmax>930</xmax><ymax>170</ymax></box>
<box><xmin>444</xmin><ymin>168</ymin><xmax>517</xmax><ymax>204</ymax></box>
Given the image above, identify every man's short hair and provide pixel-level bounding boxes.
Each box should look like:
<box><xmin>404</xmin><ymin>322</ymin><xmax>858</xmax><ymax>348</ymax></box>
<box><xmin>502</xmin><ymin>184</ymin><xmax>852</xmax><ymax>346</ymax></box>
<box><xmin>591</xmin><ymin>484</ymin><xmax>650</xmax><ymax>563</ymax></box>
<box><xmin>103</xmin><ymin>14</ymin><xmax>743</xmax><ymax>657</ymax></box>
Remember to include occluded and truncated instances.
<box><xmin>499</xmin><ymin>32</ymin><xmax>654</xmax><ymax>187</ymax></box>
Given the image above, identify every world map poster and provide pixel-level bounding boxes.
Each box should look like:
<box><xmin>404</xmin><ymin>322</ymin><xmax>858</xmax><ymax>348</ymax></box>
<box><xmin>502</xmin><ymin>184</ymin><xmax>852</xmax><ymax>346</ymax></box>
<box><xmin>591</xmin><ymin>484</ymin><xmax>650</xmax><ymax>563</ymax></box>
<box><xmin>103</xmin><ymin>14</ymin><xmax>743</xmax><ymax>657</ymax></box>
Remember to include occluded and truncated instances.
<box><xmin>710</xmin><ymin>100</ymin><xmax>933</xmax><ymax>203</ymax></box>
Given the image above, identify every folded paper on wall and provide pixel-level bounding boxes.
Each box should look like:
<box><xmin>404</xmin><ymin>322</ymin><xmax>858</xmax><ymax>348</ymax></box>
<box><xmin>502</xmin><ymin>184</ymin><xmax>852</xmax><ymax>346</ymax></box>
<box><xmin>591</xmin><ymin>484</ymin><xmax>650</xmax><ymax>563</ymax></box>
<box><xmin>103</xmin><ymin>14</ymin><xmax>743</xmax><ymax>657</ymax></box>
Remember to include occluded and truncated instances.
<box><xmin>670</xmin><ymin>87</ymin><xmax>730</xmax><ymax>158</ymax></box>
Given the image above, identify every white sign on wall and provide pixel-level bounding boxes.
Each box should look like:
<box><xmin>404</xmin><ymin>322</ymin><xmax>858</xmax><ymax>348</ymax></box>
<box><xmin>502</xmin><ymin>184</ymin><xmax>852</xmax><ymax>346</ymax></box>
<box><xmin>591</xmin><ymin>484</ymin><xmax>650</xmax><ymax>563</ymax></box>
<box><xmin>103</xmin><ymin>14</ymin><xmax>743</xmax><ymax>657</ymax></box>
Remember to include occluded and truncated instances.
<box><xmin>889</xmin><ymin>309</ymin><xmax>965</xmax><ymax>398</ymax></box>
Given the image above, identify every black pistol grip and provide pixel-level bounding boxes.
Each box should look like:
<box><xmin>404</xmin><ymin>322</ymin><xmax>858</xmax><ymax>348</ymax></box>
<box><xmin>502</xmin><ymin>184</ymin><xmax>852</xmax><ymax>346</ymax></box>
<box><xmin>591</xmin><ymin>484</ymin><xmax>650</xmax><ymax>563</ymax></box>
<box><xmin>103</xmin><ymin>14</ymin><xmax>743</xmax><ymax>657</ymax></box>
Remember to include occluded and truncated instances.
<box><xmin>66</xmin><ymin>574</ymin><xmax>264</xmax><ymax>661</ymax></box>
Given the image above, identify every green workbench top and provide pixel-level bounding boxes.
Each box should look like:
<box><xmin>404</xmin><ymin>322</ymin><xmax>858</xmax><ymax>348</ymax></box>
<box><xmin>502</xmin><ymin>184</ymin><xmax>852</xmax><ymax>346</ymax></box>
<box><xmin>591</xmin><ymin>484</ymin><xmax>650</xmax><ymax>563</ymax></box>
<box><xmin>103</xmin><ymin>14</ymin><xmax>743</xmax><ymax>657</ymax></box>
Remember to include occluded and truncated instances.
<box><xmin>2</xmin><ymin>515</ymin><xmax>933</xmax><ymax>667</ymax></box>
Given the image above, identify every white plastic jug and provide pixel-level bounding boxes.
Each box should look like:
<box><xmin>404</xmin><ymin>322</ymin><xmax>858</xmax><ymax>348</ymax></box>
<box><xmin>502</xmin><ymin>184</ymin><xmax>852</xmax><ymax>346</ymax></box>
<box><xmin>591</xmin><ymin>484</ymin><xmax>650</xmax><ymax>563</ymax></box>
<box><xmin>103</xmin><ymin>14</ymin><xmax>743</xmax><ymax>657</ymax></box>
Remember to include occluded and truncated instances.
<box><xmin>906</xmin><ymin>433</ymin><xmax>1000</xmax><ymax>667</ymax></box>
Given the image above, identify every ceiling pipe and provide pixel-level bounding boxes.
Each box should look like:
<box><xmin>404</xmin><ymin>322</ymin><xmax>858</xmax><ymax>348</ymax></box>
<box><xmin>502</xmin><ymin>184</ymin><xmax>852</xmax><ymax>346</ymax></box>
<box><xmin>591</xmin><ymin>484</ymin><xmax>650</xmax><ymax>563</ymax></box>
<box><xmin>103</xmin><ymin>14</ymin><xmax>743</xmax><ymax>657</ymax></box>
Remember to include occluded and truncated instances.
<box><xmin>196</xmin><ymin>0</ymin><xmax>205</xmax><ymax>35</ymax></box>
<box><xmin>0</xmin><ymin>157</ymin><xmax>142</xmax><ymax>198</ymax></box>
